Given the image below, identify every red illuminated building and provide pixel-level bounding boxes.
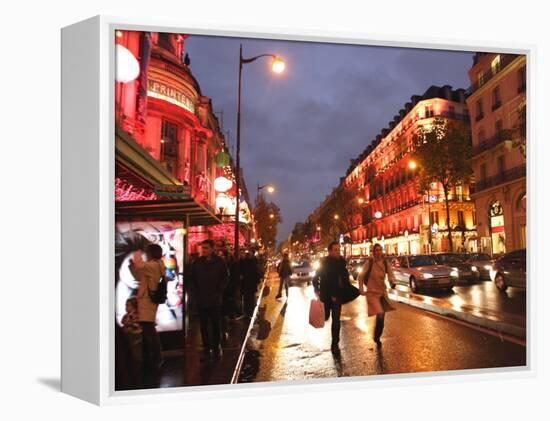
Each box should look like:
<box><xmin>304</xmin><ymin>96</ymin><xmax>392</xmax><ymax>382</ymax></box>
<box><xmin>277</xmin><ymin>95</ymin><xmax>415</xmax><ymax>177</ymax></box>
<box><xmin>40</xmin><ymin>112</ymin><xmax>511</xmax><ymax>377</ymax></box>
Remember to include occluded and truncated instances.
<box><xmin>307</xmin><ymin>86</ymin><xmax>477</xmax><ymax>256</ymax></box>
<box><xmin>114</xmin><ymin>30</ymin><xmax>255</xmax><ymax>255</ymax></box>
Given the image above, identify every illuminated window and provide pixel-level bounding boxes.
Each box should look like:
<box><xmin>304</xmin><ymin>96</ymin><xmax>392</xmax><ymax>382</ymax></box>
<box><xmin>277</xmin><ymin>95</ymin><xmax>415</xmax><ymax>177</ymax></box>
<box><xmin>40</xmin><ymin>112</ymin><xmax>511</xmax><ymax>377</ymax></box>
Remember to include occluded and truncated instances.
<box><xmin>458</xmin><ymin>211</ymin><xmax>465</xmax><ymax>227</ymax></box>
<box><xmin>425</xmin><ymin>106</ymin><xmax>434</xmax><ymax>118</ymax></box>
<box><xmin>491</xmin><ymin>55</ymin><xmax>501</xmax><ymax>75</ymax></box>
<box><xmin>477</xmin><ymin>71</ymin><xmax>485</xmax><ymax>87</ymax></box>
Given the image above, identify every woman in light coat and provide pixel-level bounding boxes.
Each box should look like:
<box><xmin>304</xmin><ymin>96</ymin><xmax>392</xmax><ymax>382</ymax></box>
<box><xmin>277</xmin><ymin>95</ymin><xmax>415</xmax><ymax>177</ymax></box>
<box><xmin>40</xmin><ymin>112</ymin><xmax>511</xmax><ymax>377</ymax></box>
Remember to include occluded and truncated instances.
<box><xmin>358</xmin><ymin>243</ymin><xmax>396</xmax><ymax>346</ymax></box>
<box><xmin>129</xmin><ymin>243</ymin><xmax>165</xmax><ymax>374</ymax></box>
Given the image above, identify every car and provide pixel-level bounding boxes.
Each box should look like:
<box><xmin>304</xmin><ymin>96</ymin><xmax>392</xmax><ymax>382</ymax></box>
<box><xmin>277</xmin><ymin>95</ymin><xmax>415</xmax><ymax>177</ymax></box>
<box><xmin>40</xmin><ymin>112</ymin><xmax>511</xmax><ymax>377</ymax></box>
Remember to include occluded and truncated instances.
<box><xmin>391</xmin><ymin>254</ymin><xmax>458</xmax><ymax>293</ymax></box>
<box><xmin>489</xmin><ymin>249</ymin><xmax>526</xmax><ymax>292</ymax></box>
<box><xmin>290</xmin><ymin>260</ymin><xmax>315</xmax><ymax>285</ymax></box>
<box><xmin>432</xmin><ymin>252</ymin><xmax>480</xmax><ymax>283</ymax></box>
<box><xmin>347</xmin><ymin>257</ymin><xmax>368</xmax><ymax>280</ymax></box>
<box><xmin>462</xmin><ymin>253</ymin><xmax>495</xmax><ymax>280</ymax></box>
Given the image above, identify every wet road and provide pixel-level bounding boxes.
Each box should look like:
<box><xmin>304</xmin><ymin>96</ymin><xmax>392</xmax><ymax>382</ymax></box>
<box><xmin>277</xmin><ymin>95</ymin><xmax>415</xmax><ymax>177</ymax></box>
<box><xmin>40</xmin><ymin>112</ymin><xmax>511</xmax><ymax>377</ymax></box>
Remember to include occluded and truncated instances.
<box><xmin>239</xmin><ymin>271</ymin><xmax>526</xmax><ymax>383</ymax></box>
<box><xmin>391</xmin><ymin>280</ymin><xmax>526</xmax><ymax>318</ymax></box>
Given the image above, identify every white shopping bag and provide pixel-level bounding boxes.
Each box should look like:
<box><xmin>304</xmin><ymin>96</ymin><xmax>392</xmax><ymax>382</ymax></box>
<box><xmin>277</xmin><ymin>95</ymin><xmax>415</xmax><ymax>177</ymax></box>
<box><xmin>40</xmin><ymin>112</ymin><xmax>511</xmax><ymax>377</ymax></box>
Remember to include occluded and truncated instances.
<box><xmin>309</xmin><ymin>299</ymin><xmax>325</xmax><ymax>328</ymax></box>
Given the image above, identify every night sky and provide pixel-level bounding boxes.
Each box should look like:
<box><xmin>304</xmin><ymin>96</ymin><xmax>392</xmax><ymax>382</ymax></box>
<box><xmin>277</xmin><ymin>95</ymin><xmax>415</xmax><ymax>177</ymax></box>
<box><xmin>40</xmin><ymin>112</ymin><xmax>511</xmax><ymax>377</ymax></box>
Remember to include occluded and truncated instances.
<box><xmin>184</xmin><ymin>35</ymin><xmax>476</xmax><ymax>244</ymax></box>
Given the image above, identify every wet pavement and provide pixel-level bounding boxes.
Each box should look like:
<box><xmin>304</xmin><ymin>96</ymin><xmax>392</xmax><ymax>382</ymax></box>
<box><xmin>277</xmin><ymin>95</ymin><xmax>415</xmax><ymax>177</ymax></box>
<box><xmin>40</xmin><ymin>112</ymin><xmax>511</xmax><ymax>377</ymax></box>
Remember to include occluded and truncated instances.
<box><xmin>238</xmin><ymin>271</ymin><xmax>526</xmax><ymax>383</ymax></box>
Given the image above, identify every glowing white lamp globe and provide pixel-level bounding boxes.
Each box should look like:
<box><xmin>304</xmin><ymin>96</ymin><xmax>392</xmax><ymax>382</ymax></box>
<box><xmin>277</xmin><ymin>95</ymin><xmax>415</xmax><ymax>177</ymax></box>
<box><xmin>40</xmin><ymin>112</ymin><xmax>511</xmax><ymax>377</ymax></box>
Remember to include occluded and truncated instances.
<box><xmin>214</xmin><ymin>176</ymin><xmax>233</xmax><ymax>193</ymax></box>
<box><xmin>116</xmin><ymin>45</ymin><xmax>140</xmax><ymax>83</ymax></box>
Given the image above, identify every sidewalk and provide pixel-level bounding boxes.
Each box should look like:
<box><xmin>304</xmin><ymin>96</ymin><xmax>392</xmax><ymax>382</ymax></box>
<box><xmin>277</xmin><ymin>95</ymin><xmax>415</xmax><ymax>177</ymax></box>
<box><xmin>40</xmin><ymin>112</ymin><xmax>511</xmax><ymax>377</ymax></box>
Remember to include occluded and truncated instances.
<box><xmin>387</xmin><ymin>287</ymin><xmax>526</xmax><ymax>340</ymax></box>
<box><xmin>154</xmin><ymin>279</ymin><xmax>267</xmax><ymax>388</ymax></box>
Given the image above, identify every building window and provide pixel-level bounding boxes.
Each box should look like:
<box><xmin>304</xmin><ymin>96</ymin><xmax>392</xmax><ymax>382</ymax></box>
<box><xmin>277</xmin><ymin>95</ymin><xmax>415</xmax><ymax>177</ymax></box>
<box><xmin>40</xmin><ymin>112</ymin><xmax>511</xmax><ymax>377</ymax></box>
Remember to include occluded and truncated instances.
<box><xmin>425</xmin><ymin>106</ymin><xmax>434</xmax><ymax>118</ymax></box>
<box><xmin>430</xmin><ymin>211</ymin><xmax>439</xmax><ymax>226</ymax></box>
<box><xmin>495</xmin><ymin>119</ymin><xmax>503</xmax><ymax>138</ymax></box>
<box><xmin>491</xmin><ymin>55</ymin><xmax>501</xmax><ymax>75</ymax></box>
<box><xmin>492</xmin><ymin>86</ymin><xmax>502</xmax><ymax>110</ymax></box>
<box><xmin>477</xmin><ymin>71</ymin><xmax>485</xmax><ymax>87</ymax></box>
<box><xmin>475</xmin><ymin>99</ymin><xmax>484</xmax><ymax>121</ymax></box>
<box><xmin>157</xmin><ymin>33</ymin><xmax>175</xmax><ymax>54</ymax></box>
<box><xmin>457</xmin><ymin>210</ymin><xmax>465</xmax><ymax>227</ymax></box>
<box><xmin>497</xmin><ymin>155</ymin><xmax>505</xmax><ymax>175</ymax></box>
<box><xmin>472</xmin><ymin>210</ymin><xmax>477</xmax><ymax>227</ymax></box>
<box><xmin>478</xmin><ymin>128</ymin><xmax>486</xmax><ymax>144</ymax></box>
<box><xmin>161</xmin><ymin>120</ymin><xmax>178</xmax><ymax>174</ymax></box>
<box><xmin>518</xmin><ymin>67</ymin><xmax>527</xmax><ymax>93</ymax></box>
<box><xmin>480</xmin><ymin>163</ymin><xmax>487</xmax><ymax>181</ymax></box>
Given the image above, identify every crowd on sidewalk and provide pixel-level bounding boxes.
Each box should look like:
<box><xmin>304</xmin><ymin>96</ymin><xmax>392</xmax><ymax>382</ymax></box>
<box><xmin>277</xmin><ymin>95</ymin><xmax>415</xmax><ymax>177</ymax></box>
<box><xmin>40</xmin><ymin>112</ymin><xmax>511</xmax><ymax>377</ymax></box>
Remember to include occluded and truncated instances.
<box><xmin>115</xmin><ymin>239</ymin><xmax>266</xmax><ymax>390</ymax></box>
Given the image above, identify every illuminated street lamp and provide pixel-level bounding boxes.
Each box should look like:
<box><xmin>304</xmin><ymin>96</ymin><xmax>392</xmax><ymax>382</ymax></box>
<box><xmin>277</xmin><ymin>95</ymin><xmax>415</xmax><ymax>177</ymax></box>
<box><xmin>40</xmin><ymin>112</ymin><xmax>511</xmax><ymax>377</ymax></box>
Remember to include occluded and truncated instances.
<box><xmin>257</xmin><ymin>182</ymin><xmax>276</xmax><ymax>196</ymax></box>
<box><xmin>269</xmin><ymin>213</ymin><xmax>275</xmax><ymax>219</ymax></box>
<box><xmin>234</xmin><ymin>45</ymin><xmax>286</xmax><ymax>258</ymax></box>
<box><xmin>408</xmin><ymin>160</ymin><xmax>417</xmax><ymax>170</ymax></box>
<box><xmin>374</xmin><ymin>211</ymin><xmax>383</xmax><ymax>219</ymax></box>
<box><xmin>334</xmin><ymin>214</ymin><xmax>340</xmax><ymax>220</ymax></box>
<box><xmin>357</xmin><ymin>197</ymin><xmax>365</xmax><ymax>205</ymax></box>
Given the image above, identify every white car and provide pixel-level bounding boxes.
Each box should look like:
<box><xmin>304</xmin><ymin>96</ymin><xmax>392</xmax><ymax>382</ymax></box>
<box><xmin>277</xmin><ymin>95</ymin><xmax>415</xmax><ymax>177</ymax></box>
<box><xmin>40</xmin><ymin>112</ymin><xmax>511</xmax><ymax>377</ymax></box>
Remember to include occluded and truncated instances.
<box><xmin>290</xmin><ymin>261</ymin><xmax>315</xmax><ymax>285</ymax></box>
<box><xmin>392</xmin><ymin>254</ymin><xmax>458</xmax><ymax>293</ymax></box>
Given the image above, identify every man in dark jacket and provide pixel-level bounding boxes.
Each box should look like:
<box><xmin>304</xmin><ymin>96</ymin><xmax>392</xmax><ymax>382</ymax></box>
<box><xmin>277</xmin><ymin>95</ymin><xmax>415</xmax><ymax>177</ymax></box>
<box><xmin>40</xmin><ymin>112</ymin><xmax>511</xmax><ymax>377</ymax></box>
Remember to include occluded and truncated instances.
<box><xmin>312</xmin><ymin>241</ymin><xmax>350</xmax><ymax>354</ymax></box>
<box><xmin>239</xmin><ymin>250</ymin><xmax>262</xmax><ymax>318</ymax></box>
<box><xmin>276</xmin><ymin>253</ymin><xmax>293</xmax><ymax>299</ymax></box>
<box><xmin>190</xmin><ymin>239</ymin><xmax>229</xmax><ymax>358</ymax></box>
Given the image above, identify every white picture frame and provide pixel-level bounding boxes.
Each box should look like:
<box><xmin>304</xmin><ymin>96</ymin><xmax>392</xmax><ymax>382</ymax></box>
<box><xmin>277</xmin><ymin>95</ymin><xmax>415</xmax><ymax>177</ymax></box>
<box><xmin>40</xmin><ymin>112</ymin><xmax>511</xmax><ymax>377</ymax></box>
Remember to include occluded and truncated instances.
<box><xmin>61</xmin><ymin>15</ymin><xmax>536</xmax><ymax>406</ymax></box>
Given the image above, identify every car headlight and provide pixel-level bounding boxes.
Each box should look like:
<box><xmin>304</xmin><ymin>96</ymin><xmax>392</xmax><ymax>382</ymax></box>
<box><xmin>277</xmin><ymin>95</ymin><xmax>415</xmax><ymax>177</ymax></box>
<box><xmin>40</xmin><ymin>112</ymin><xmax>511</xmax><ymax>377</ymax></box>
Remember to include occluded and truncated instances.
<box><xmin>484</xmin><ymin>265</ymin><xmax>492</xmax><ymax>270</ymax></box>
<box><xmin>422</xmin><ymin>273</ymin><xmax>433</xmax><ymax>279</ymax></box>
<box><xmin>471</xmin><ymin>266</ymin><xmax>478</xmax><ymax>272</ymax></box>
<box><xmin>450</xmin><ymin>270</ymin><xmax>459</xmax><ymax>277</ymax></box>
<box><xmin>309</xmin><ymin>271</ymin><xmax>316</xmax><ymax>277</ymax></box>
<box><xmin>357</xmin><ymin>267</ymin><xmax>363</xmax><ymax>274</ymax></box>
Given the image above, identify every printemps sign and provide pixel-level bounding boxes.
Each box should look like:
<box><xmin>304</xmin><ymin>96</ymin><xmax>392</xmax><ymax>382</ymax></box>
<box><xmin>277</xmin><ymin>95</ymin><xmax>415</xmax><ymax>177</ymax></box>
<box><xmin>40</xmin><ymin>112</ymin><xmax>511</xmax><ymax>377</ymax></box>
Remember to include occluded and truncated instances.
<box><xmin>147</xmin><ymin>79</ymin><xmax>195</xmax><ymax>114</ymax></box>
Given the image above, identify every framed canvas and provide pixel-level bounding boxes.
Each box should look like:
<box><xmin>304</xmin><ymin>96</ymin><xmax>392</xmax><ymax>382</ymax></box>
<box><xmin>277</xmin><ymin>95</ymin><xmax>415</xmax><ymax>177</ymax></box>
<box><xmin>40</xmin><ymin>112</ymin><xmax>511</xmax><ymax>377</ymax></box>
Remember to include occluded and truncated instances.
<box><xmin>61</xmin><ymin>15</ymin><xmax>535</xmax><ymax>406</ymax></box>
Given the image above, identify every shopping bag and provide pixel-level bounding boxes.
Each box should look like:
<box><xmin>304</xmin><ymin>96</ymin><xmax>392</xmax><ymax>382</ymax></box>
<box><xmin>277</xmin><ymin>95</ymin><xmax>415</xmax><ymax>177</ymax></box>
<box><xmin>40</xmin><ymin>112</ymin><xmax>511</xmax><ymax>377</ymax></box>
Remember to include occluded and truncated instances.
<box><xmin>309</xmin><ymin>299</ymin><xmax>325</xmax><ymax>328</ymax></box>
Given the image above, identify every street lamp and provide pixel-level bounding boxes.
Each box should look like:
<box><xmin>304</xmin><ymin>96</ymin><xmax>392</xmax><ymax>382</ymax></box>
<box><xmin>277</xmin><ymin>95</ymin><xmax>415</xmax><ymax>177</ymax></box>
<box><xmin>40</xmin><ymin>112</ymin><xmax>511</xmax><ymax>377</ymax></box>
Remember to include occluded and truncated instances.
<box><xmin>234</xmin><ymin>45</ymin><xmax>286</xmax><ymax>258</ymax></box>
<box><xmin>257</xmin><ymin>182</ymin><xmax>275</xmax><ymax>196</ymax></box>
<box><xmin>408</xmin><ymin>160</ymin><xmax>417</xmax><ymax>170</ymax></box>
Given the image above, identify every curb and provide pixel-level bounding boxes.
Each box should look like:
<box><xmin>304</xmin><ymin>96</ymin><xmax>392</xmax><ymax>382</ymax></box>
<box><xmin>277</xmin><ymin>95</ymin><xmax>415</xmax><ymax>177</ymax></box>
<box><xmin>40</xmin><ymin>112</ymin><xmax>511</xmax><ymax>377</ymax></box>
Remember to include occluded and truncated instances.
<box><xmin>230</xmin><ymin>273</ymin><xmax>269</xmax><ymax>384</ymax></box>
<box><xmin>387</xmin><ymin>291</ymin><xmax>526</xmax><ymax>340</ymax></box>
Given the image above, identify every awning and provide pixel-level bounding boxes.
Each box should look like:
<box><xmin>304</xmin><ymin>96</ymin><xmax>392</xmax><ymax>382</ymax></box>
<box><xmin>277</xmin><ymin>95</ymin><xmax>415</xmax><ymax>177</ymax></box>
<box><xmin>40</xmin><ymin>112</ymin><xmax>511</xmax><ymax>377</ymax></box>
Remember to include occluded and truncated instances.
<box><xmin>116</xmin><ymin>198</ymin><xmax>222</xmax><ymax>226</ymax></box>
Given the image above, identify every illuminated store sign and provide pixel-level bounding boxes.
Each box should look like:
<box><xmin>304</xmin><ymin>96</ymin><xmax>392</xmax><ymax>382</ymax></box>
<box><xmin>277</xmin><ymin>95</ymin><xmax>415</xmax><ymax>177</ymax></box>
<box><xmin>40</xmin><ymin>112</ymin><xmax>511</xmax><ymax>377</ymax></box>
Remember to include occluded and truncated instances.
<box><xmin>147</xmin><ymin>79</ymin><xmax>195</xmax><ymax>114</ymax></box>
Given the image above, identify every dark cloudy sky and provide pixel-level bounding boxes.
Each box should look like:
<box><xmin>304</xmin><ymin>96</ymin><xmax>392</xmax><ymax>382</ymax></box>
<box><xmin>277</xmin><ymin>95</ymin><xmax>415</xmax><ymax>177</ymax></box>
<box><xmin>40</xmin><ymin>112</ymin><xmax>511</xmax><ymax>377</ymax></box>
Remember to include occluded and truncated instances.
<box><xmin>184</xmin><ymin>35</ymin><xmax>475</xmax><ymax>243</ymax></box>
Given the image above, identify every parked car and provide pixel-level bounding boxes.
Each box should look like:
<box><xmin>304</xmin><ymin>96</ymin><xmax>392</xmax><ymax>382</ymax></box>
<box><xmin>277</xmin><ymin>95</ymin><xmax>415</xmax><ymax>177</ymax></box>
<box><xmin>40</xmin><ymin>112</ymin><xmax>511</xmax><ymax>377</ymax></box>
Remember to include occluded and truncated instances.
<box><xmin>290</xmin><ymin>260</ymin><xmax>315</xmax><ymax>285</ymax></box>
<box><xmin>432</xmin><ymin>252</ymin><xmax>480</xmax><ymax>283</ymax></box>
<box><xmin>391</xmin><ymin>254</ymin><xmax>458</xmax><ymax>293</ymax></box>
<box><xmin>489</xmin><ymin>249</ymin><xmax>526</xmax><ymax>292</ymax></box>
<box><xmin>462</xmin><ymin>253</ymin><xmax>495</xmax><ymax>280</ymax></box>
<box><xmin>347</xmin><ymin>257</ymin><xmax>367</xmax><ymax>280</ymax></box>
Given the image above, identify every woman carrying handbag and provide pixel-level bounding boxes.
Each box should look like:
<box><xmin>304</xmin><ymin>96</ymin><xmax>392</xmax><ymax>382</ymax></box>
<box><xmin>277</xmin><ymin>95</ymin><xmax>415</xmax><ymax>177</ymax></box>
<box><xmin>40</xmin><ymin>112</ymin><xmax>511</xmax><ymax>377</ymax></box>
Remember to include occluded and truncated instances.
<box><xmin>358</xmin><ymin>244</ymin><xmax>396</xmax><ymax>346</ymax></box>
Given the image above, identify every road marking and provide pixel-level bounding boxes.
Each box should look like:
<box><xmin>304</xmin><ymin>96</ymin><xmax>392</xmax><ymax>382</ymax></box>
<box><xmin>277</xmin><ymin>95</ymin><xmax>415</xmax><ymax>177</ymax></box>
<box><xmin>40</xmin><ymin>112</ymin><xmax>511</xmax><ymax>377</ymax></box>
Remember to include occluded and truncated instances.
<box><xmin>417</xmin><ymin>306</ymin><xmax>526</xmax><ymax>347</ymax></box>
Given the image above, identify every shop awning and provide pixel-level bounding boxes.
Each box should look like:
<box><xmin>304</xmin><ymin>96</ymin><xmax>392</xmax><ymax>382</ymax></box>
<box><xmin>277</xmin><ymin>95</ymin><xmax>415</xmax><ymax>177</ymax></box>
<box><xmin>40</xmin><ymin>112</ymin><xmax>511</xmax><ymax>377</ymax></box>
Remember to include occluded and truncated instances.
<box><xmin>116</xmin><ymin>198</ymin><xmax>222</xmax><ymax>226</ymax></box>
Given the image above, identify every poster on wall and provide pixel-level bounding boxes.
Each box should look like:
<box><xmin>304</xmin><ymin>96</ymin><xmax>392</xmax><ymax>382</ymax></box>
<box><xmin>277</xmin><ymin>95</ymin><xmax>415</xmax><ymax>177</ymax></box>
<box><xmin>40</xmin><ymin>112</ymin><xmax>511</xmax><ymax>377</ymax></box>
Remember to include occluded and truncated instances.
<box><xmin>115</xmin><ymin>221</ymin><xmax>184</xmax><ymax>332</ymax></box>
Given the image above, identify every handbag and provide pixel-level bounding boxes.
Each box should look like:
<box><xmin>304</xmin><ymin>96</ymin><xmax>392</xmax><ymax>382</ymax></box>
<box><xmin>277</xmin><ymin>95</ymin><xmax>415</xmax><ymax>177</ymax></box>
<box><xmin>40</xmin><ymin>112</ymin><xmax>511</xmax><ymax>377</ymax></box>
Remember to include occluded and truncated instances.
<box><xmin>309</xmin><ymin>299</ymin><xmax>325</xmax><ymax>328</ymax></box>
<box><xmin>338</xmin><ymin>264</ymin><xmax>360</xmax><ymax>304</ymax></box>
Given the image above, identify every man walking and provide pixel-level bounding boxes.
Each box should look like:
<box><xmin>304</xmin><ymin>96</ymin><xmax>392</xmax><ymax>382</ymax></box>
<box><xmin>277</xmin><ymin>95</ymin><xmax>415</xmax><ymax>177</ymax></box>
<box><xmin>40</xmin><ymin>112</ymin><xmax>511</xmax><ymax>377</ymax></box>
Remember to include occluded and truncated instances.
<box><xmin>239</xmin><ymin>249</ymin><xmax>262</xmax><ymax>318</ymax></box>
<box><xmin>313</xmin><ymin>241</ymin><xmax>350</xmax><ymax>354</ymax></box>
<box><xmin>276</xmin><ymin>253</ymin><xmax>292</xmax><ymax>299</ymax></box>
<box><xmin>189</xmin><ymin>239</ymin><xmax>229</xmax><ymax>359</ymax></box>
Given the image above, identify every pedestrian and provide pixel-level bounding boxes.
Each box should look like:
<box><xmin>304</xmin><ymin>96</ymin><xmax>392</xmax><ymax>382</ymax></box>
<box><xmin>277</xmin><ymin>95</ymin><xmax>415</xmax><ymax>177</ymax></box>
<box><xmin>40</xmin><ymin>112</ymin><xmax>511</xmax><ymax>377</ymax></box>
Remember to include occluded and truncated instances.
<box><xmin>240</xmin><ymin>249</ymin><xmax>262</xmax><ymax>318</ymax></box>
<box><xmin>312</xmin><ymin>241</ymin><xmax>351</xmax><ymax>354</ymax></box>
<box><xmin>227</xmin><ymin>253</ymin><xmax>244</xmax><ymax>320</ymax></box>
<box><xmin>276</xmin><ymin>253</ymin><xmax>292</xmax><ymax>299</ymax></box>
<box><xmin>358</xmin><ymin>243</ymin><xmax>396</xmax><ymax>346</ymax></box>
<box><xmin>189</xmin><ymin>239</ymin><xmax>229</xmax><ymax>359</ymax></box>
<box><xmin>121</xmin><ymin>297</ymin><xmax>143</xmax><ymax>385</ymax></box>
<box><xmin>128</xmin><ymin>243</ymin><xmax>165</xmax><ymax>383</ymax></box>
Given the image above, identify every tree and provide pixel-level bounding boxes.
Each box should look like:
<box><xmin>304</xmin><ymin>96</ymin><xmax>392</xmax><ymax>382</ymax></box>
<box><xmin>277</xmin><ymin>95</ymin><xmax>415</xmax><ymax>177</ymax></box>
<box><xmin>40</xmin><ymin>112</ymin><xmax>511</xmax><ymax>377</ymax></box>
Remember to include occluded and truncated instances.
<box><xmin>254</xmin><ymin>193</ymin><xmax>282</xmax><ymax>252</ymax></box>
<box><xmin>412</xmin><ymin>118</ymin><xmax>472</xmax><ymax>252</ymax></box>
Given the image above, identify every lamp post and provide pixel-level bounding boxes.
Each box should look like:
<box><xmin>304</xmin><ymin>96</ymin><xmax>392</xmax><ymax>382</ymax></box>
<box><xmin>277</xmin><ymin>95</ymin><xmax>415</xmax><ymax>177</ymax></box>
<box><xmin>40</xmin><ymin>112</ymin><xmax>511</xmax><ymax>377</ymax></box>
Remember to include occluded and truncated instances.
<box><xmin>257</xmin><ymin>182</ymin><xmax>275</xmax><ymax>196</ymax></box>
<box><xmin>234</xmin><ymin>44</ymin><xmax>285</xmax><ymax>258</ymax></box>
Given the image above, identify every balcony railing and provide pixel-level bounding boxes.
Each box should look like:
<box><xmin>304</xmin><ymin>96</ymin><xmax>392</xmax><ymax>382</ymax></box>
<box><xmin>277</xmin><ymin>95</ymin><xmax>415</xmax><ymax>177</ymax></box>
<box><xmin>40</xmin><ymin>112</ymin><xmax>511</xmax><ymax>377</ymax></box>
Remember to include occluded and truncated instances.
<box><xmin>469</xmin><ymin>54</ymin><xmax>518</xmax><ymax>95</ymax></box>
<box><xmin>471</xmin><ymin>164</ymin><xmax>526</xmax><ymax>193</ymax></box>
<box><xmin>472</xmin><ymin>129</ymin><xmax>514</xmax><ymax>156</ymax></box>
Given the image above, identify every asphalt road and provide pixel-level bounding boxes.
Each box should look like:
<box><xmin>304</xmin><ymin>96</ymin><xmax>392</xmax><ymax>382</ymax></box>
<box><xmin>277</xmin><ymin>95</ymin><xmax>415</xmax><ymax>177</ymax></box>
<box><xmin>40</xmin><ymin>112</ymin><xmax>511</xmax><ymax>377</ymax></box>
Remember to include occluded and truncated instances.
<box><xmin>239</xmin><ymin>271</ymin><xmax>526</xmax><ymax>383</ymax></box>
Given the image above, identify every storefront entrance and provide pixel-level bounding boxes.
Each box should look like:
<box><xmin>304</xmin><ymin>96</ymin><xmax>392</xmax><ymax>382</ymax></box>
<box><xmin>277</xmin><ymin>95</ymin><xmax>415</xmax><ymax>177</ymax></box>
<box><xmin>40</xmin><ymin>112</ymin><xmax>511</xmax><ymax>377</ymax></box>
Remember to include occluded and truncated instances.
<box><xmin>489</xmin><ymin>201</ymin><xmax>506</xmax><ymax>255</ymax></box>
